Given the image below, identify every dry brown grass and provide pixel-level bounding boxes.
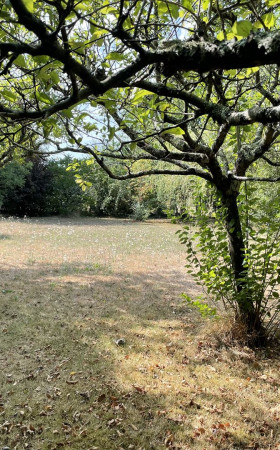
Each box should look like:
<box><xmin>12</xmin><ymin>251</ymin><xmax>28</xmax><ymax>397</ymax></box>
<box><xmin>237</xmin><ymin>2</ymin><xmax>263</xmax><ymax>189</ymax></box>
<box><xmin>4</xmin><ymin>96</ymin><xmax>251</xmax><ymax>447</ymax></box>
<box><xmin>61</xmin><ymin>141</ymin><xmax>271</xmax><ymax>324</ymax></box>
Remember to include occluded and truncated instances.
<box><xmin>0</xmin><ymin>216</ymin><xmax>280</xmax><ymax>450</ymax></box>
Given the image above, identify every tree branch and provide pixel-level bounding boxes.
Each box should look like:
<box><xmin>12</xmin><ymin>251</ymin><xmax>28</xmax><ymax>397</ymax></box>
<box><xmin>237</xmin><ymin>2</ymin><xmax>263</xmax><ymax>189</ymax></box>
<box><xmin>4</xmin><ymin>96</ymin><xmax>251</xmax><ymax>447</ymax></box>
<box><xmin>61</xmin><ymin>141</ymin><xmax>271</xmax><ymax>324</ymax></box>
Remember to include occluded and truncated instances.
<box><xmin>153</xmin><ymin>31</ymin><xmax>280</xmax><ymax>75</ymax></box>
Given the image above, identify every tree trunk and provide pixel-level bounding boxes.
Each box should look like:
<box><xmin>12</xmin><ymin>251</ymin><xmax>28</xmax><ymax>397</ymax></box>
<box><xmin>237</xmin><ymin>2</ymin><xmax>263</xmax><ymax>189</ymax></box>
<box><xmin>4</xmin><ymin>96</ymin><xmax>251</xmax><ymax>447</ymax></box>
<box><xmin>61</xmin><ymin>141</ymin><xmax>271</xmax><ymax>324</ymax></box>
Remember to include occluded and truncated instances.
<box><xmin>222</xmin><ymin>192</ymin><xmax>245</xmax><ymax>287</ymax></box>
<box><xmin>221</xmin><ymin>191</ymin><xmax>264</xmax><ymax>341</ymax></box>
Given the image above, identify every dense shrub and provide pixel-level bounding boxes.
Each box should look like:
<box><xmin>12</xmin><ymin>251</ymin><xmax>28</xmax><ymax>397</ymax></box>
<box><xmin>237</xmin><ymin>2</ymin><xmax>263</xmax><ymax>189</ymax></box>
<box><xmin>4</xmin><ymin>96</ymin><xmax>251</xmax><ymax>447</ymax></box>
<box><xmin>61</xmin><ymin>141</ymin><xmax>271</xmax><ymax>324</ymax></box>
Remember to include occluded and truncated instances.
<box><xmin>1</xmin><ymin>158</ymin><xmax>52</xmax><ymax>216</ymax></box>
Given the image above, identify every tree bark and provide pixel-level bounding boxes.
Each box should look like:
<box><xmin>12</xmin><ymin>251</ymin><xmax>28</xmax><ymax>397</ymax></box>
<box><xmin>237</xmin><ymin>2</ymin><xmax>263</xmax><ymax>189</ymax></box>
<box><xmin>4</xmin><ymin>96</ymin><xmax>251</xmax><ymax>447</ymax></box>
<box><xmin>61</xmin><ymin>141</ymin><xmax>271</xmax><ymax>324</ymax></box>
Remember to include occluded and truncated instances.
<box><xmin>220</xmin><ymin>190</ymin><xmax>264</xmax><ymax>339</ymax></box>
<box><xmin>221</xmin><ymin>192</ymin><xmax>246</xmax><ymax>288</ymax></box>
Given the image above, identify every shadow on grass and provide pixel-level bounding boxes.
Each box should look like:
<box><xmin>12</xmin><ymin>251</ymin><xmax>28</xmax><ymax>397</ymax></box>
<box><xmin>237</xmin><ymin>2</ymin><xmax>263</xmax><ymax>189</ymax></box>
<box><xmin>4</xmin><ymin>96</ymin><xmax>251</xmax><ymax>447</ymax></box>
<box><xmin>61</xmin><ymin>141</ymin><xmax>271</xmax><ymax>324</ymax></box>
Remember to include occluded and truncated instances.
<box><xmin>0</xmin><ymin>262</ymin><xmax>278</xmax><ymax>449</ymax></box>
<box><xmin>0</xmin><ymin>234</ymin><xmax>11</xmax><ymax>240</ymax></box>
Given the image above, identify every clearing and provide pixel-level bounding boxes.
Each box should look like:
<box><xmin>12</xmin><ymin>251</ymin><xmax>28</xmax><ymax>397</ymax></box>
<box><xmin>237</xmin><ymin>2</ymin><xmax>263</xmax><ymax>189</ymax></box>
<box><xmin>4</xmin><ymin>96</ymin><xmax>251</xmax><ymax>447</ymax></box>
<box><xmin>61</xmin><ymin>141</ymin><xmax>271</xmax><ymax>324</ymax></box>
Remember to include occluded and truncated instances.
<box><xmin>0</xmin><ymin>217</ymin><xmax>279</xmax><ymax>449</ymax></box>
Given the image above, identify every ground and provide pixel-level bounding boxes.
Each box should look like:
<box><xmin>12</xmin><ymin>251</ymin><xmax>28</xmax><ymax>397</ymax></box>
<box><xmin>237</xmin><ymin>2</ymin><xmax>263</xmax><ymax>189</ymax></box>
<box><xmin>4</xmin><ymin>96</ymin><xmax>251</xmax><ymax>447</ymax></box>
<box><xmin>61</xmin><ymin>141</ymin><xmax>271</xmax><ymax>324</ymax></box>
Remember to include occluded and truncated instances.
<box><xmin>0</xmin><ymin>217</ymin><xmax>280</xmax><ymax>450</ymax></box>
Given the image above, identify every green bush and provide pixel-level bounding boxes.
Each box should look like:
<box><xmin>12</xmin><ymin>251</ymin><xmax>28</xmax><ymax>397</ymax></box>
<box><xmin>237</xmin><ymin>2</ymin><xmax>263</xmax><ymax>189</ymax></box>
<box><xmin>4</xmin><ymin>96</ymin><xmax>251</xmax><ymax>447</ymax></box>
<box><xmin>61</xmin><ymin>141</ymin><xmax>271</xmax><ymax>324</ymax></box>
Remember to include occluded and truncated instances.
<box><xmin>131</xmin><ymin>201</ymin><xmax>150</xmax><ymax>221</ymax></box>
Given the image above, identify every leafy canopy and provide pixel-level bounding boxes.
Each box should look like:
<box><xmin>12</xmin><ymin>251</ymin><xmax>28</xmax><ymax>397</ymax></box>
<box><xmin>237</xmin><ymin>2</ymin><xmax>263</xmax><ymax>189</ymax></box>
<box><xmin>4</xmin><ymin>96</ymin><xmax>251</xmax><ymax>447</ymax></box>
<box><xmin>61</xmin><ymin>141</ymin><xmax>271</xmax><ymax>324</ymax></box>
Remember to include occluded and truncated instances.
<box><xmin>0</xmin><ymin>0</ymin><xmax>279</xmax><ymax>185</ymax></box>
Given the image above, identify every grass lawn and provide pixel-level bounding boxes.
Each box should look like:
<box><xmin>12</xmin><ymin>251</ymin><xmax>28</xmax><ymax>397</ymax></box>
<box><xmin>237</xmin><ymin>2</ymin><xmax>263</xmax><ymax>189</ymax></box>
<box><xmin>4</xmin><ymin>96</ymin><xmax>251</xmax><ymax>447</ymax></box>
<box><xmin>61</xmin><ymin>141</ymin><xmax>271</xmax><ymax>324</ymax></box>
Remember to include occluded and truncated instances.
<box><xmin>0</xmin><ymin>216</ymin><xmax>279</xmax><ymax>449</ymax></box>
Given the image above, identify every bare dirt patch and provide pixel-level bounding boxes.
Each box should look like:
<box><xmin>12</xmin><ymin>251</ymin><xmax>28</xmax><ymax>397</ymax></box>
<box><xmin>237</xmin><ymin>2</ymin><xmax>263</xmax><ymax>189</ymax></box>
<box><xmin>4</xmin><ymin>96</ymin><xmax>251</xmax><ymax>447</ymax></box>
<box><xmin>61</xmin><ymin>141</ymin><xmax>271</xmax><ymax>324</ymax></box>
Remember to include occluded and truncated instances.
<box><xmin>0</xmin><ymin>217</ymin><xmax>279</xmax><ymax>449</ymax></box>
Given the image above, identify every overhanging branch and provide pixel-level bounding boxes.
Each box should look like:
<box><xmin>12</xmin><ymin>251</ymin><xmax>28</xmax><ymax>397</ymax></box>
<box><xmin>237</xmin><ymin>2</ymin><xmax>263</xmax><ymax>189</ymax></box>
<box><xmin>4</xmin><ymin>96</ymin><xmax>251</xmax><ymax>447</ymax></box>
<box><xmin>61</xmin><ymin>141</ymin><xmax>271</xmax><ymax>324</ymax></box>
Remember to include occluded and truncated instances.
<box><xmin>134</xmin><ymin>80</ymin><xmax>280</xmax><ymax>125</ymax></box>
<box><xmin>153</xmin><ymin>31</ymin><xmax>280</xmax><ymax>74</ymax></box>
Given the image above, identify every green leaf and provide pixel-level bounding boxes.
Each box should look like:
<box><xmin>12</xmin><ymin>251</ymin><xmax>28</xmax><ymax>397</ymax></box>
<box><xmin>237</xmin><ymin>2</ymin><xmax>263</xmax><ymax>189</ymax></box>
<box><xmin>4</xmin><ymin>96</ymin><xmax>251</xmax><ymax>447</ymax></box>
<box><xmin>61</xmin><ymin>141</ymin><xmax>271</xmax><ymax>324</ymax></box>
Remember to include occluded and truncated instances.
<box><xmin>36</xmin><ymin>91</ymin><xmax>53</xmax><ymax>104</ymax></box>
<box><xmin>108</xmin><ymin>126</ymin><xmax>115</xmax><ymax>140</ymax></box>
<box><xmin>216</xmin><ymin>31</ymin><xmax>228</xmax><ymax>41</ymax></box>
<box><xmin>69</xmin><ymin>41</ymin><xmax>86</xmax><ymax>55</ymax></box>
<box><xmin>84</xmin><ymin>123</ymin><xmax>97</xmax><ymax>132</ymax></box>
<box><xmin>33</xmin><ymin>55</ymin><xmax>50</xmax><ymax>64</ymax></box>
<box><xmin>261</xmin><ymin>13</ymin><xmax>276</xmax><ymax>29</ymax></box>
<box><xmin>75</xmin><ymin>1</ymin><xmax>91</xmax><ymax>11</ymax></box>
<box><xmin>266</xmin><ymin>0</ymin><xmax>280</xmax><ymax>5</ymax></box>
<box><xmin>106</xmin><ymin>52</ymin><xmax>125</xmax><ymax>61</ymax></box>
<box><xmin>157</xmin><ymin>1</ymin><xmax>168</xmax><ymax>15</ymax></box>
<box><xmin>224</xmin><ymin>69</ymin><xmax>237</xmax><ymax>76</ymax></box>
<box><xmin>157</xmin><ymin>102</ymin><xmax>170</xmax><ymax>111</ymax></box>
<box><xmin>169</xmin><ymin>3</ymin><xmax>179</xmax><ymax>19</ymax></box>
<box><xmin>100</xmin><ymin>5</ymin><xmax>118</xmax><ymax>16</ymax></box>
<box><xmin>226</xmin><ymin>32</ymin><xmax>235</xmax><ymax>40</ymax></box>
<box><xmin>232</xmin><ymin>20</ymin><xmax>253</xmax><ymax>38</ymax></box>
<box><xmin>253</xmin><ymin>20</ymin><xmax>263</xmax><ymax>30</ymax></box>
<box><xmin>38</xmin><ymin>69</ymin><xmax>50</xmax><ymax>82</ymax></box>
<box><xmin>216</xmin><ymin>31</ymin><xmax>225</xmax><ymax>41</ymax></box>
<box><xmin>130</xmin><ymin>142</ymin><xmax>137</xmax><ymax>151</ymax></box>
<box><xmin>14</xmin><ymin>55</ymin><xmax>26</xmax><ymax>68</ymax></box>
<box><xmin>2</xmin><ymin>89</ymin><xmax>17</xmax><ymax>102</ymax></box>
<box><xmin>246</xmin><ymin>67</ymin><xmax>259</xmax><ymax>76</ymax></box>
<box><xmin>22</xmin><ymin>0</ymin><xmax>34</xmax><ymax>12</ymax></box>
<box><xmin>182</xmin><ymin>0</ymin><xmax>194</xmax><ymax>11</ymax></box>
<box><xmin>202</xmin><ymin>0</ymin><xmax>210</xmax><ymax>10</ymax></box>
<box><xmin>61</xmin><ymin>109</ymin><xmax>73</xmax><ymax>119</ymax></box>
<box><xmin>132</xmin><ymin>89</ymin><xmax>154</xmax><ymax>105</ymax></box>
<box><xmin>161</xmin><ymin>127</ymin><xmax>185</xmax><ymax>136</ymax></box>
<box><xmin>91</xmin><ymin>28</ymin><xmax>107</xmax><ymax>39</ymax></box>
<box><xmin>51</xmin><ymin>72</ymin><xmax>60</xmax><ymax>84</ymax></box>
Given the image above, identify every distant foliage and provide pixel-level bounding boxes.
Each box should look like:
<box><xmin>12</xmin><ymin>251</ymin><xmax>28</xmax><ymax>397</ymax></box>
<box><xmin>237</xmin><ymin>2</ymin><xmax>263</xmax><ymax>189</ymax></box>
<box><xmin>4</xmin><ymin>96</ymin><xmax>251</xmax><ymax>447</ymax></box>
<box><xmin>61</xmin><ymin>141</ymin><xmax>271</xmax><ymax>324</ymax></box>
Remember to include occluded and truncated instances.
<box><xmin>45</xmin><ymin>157</ymin><xmax>83</xmax><ymax>216</ymax></box>
<box><xmin>1</xmin><ymin>158</ymin><xmax>52</xmax><ymax>216</ymax></box>
<box><xmin>68</xmin><ymin>159</ymin><xmax>203</xmax><ymax>218</ymax></box>
<box><xmin>67</xmin><ymin>159</ymin><xmax>137</xmax><ymax>216</ymax></box>
<box><xmin>0</xmin><ymin>161</ymin><xmax>31</xmax><ymax>209</ymax></box>
<box><xmin>131</xmin><ymin>201</ymin><xmax>150</xmax><ymax>221</ymax></box>
<box><xmin>0</xmin><ymin>156</ymin><xmax>196</xmax><ymax>218</ymax></box>
<box><xmin>148</xmin><ymin>175</ymin><xmax>198</xmax><ymax>216</ymax></box>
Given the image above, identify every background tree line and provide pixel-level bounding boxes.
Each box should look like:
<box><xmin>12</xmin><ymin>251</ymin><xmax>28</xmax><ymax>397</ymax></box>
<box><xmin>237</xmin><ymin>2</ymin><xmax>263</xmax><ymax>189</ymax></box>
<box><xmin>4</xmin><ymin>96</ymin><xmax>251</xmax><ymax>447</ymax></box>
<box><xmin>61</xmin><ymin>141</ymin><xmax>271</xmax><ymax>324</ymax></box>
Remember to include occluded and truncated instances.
<box><xmin>0</xmin><ymin>156</ymin><xmax>204</xmax><ymax>219</ymax></box>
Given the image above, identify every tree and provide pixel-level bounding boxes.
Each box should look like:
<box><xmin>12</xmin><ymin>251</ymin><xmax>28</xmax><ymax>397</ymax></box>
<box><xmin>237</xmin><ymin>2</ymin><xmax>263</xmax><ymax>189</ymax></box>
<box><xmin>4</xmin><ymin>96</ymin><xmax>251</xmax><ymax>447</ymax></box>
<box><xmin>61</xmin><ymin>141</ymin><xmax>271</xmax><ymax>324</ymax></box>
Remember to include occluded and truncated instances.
<box><xmin>0</xmin><ymin>160</ymin><xmax>31</xmax><ymax>209</ymax></box>
<box><xmin>69</xmin><ymin>159</ymin><xmax>138</xmax><ymax>216</ymax></box>
<box><xmin>2</xmin><ymin>157</ymin><xmax>53</xmax><ymax>216</ymax></box>
<box><xmin>45</xmin><ymin>157</ymin><xmax>85</xmax><ymax>216</ymax></box>
<box><xmin>2</xmin><ymin>0</ymin><xmax>280</xmax><ymax>341</ymax></box>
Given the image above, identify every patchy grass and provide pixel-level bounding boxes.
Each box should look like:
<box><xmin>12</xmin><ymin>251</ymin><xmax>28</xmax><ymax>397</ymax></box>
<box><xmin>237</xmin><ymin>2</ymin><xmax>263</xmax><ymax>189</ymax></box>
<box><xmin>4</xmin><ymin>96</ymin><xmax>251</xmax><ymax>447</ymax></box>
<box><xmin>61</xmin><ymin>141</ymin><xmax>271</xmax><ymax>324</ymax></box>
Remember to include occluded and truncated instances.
<box><xmin>0</xmin><ymin>216</ymin><xmax>279</xmax><ymax>449</ymax></box>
